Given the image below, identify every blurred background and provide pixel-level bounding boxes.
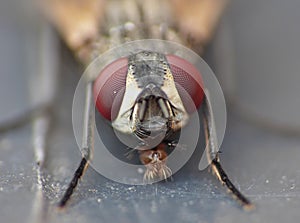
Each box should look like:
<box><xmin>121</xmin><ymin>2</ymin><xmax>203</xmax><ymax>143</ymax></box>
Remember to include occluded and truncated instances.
<box><xmin>0</xmin><ymin>0</ymin><xmax>300</xmax><ymax>222</ymax></box>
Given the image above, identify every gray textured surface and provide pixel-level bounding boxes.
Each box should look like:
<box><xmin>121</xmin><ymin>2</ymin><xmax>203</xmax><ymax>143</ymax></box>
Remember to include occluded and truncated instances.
<box><xmin>1</xmin><ymin>1</ymin><xmax>300</xmax><ymax>223</ymax></box>
<box><xmin>214</xmin><ymin>0</ymin><xmax>300</xmax><ymax>131</ymax></box>
<box><xmin>1</xmin><ymin>67</ymin><xmax>300</xmax><ymax>222</ymax></box>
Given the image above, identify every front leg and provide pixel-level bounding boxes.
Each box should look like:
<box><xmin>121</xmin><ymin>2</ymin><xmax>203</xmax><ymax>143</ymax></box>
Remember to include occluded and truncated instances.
<box><xmin>58</xmin><ymin>82</ymin><xmax>94</xmax><ymax>208</ymax></box>
<box><xmin>202</xmin><ymin>90</ymin><xmax>254</xmax><ymax>210</ymax></box>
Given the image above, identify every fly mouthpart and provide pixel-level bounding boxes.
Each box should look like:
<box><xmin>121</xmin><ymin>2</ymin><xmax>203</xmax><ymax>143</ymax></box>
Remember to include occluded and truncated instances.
<box><xmin>157</xmin><ymin>98</ymin><xmax>170</xmax><ymax>118</ymax></box>
<box><xmin>133</xmin><ymin>81</ymin><xmax>170</xmax><ymax>120</ymax></box>
<box><xmin>139</xmin><ymin>147</ymin><xmax>172</xmax><ymax>182</ymax></box>
<box><xmin>135</xmin><ymin>116</ymin><xmax>168</xmax><ymax>140</ymax></box>
<box><xmin>138</xmin><ymin>99</ymin><xmax>147</xmax><ymax>121</ymax></box>
<box><xmin>136</xmin><ymin>96</ymin><xmax>171</xmax><ymax>123</ymax></box>
<box><xmin>130</xmin><ymin>92</ymin><xmax>179</xmax><ymax>148</ymax></box>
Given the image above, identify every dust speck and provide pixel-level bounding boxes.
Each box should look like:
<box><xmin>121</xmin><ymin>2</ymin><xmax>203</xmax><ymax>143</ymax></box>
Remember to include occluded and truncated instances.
<box><xmin>137</xmin><ymin>168</ymin><xmax>144</xmax><ymax>174</ymax></box>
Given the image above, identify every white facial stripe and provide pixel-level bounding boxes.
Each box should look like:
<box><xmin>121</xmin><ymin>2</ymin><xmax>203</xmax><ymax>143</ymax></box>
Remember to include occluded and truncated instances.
<box><xmin>112</xmin><ymin>66</ymin><xmax>142</xmax><ymax>133</ymax></box>
<box><xmin>161</xmin><ymin>66</ymin><xmax>189</xmax><ymax>125</ymax></box>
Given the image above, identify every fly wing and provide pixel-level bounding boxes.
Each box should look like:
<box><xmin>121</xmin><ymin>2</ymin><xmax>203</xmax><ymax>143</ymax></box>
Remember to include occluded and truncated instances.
<box><xmin>170</xmin><ymin>0</ymin><xmax>228</xmax><ymax>52</ymax></box>
<box><xmin>42</xmin><ymin>0</ymin><xmax>227</xmax><ymax>64</ymax></box>
<box><xmin>40</xmin><ymin>0</ymin><xmax>106</xmax><ymax>62</ymax></box>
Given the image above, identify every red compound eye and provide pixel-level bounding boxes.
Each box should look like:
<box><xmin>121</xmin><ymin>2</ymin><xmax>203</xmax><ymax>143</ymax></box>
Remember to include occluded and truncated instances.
<box><xmin>166</xmin><ymin>55</ymin><xmax>204</xmax><ymax>113</ymax></box>
<box><xmin>93</xmin><ymin>58</ymin><xmax>128</xmax><ymax>120</ymax></box>
<box><xmin>93</xmin><ymin>54</ymin><xmax>204</xmax><ymax>120</ymax></box>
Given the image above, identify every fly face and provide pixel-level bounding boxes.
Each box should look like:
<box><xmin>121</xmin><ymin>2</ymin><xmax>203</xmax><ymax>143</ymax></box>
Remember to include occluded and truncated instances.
<box><xmin>93</xmin><ymin>50</ymin><xmax>204</xmax><ymax>180</ymax></box>
<box><xmin>112</xmin><ymin>51</ymin><xmax>189</xmax><ymax>146</ymax></box>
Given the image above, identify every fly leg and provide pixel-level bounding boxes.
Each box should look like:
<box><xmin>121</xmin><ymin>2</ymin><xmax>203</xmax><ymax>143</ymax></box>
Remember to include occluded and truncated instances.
<box><xmin>58</xmin><ymin>81</ymin><xmax>94</xmax><ymax>208</ymax></box>
<box><xmin>202</xmin><ymin>90</ymin><xmax>254</xmax><ymax>210</ymax></box>
<box><xmin>58</xmin><ymin>157</ymin><xmax>89</xmax><ymax>208</ymax></box>
<box><xmin>26</xmin><ymin>23</ymin><xmax>59</xmax><ymax>223</ymax></box>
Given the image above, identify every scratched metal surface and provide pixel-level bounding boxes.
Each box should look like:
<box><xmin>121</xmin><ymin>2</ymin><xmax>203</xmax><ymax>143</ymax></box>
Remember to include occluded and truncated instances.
<box><xmin>1</xmin><ymin>1</ymin><xmax>300</xmax><ymax>223</ymax></box>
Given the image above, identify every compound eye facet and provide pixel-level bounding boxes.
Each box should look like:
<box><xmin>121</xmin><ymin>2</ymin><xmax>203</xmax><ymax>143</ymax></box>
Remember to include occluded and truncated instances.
<box><xmin>93</xmin><ymin>57</ymin><xmax>128</xmax><ymax>120</ymax></box>
<box><xmin>166</xmin><ymin>55</ymin><xmax>204</xmax><ymax>113</ymax></box>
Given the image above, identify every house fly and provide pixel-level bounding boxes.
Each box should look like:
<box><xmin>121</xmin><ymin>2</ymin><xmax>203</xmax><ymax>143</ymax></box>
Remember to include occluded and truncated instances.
<box><xmin>12</xmin><ymin>0</ymin><xmax>254</xmax><ymax>210</ymax></box>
